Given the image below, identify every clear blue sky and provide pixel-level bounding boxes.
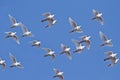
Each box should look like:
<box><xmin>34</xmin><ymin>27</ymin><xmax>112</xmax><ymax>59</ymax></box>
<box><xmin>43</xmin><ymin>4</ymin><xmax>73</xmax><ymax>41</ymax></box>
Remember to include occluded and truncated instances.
<box><xmin>0</xmin><ymin>0</ymin><xmax>120</xmax><ymax>80</ymax></box>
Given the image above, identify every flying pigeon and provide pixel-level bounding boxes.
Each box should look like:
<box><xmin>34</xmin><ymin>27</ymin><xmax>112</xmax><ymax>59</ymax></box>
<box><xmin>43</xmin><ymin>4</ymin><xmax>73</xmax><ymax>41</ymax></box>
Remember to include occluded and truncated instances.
<box><xmin>92</xmin><ymin>9</ymin><xmax>104</xmax><ymax>25</ymax></box>
<box><xmin>9</xmin><ymin>52</ymin><xmax>23</xmax><ymax>68</ymax></box>
<box><xmin>21</xmin><ymin>23</ymin><xmax>33</xmax><ymax>37</ymax></box>
<box><xmin>72</xmin><ymin>39</ymin><xmax>85</xmax><ymax>53</ymax></box>
<box><xmin>80</xmin><ymin>35</ymin><xmax>91</xmax><ymax>49</ymax></box>
<box><xmin>60</xmin><ymin>44</ymin><xmax>72</xmax><ymax>60</ymax></box>
<box><xmin>99</xmin><ymin>31</ymin><xmax>113</xmax><ymax>47</ymax></box>
<box><xmin>43</xmin><ymin>48</ymin><xmax>55</xmax><ymax>61</ymax></box>
<box><xmin>8</xmin><ymin>14</ymin><xmax>22</xmax><ymax>28</ymax></box>
<box><xmin>5</xmin><ymin>31</ymin><xmax>20</xmax><ymax>44</ymax></box>
<box><xmin>31</xmin><ymin>40</ymin><xmax>41</xmax><ymax>48</ymax></box>
<box><xmin>41</xmin><ymin>12</ymin><xmax>56</xmax><ymax>28</ymax></box>
<box><xmin>53</xmin><ymin>68</ymin><xmax>64</xmax><ymax>80</ymax></box>
<box><xmin>69</xmin><ymin>17</ymin><xmax>83</xmax><ymax>33</ymax></box>
<box><xmin>104</xmin><ymin>51</ymin><xmax>119</xmax><ymax>67</ymax></box>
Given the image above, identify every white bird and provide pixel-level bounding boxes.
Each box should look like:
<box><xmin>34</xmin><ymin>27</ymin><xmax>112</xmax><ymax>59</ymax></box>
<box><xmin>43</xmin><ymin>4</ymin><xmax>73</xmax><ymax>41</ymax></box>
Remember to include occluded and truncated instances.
<box><xmin>41</xmin><ymin>12</ymin><xmax>56</xmax><ymax>28</ymax></box>
<box><xmin>60</xmin><ymin>44</ymin><xmax>72</xmax><ymax>60</ymax></box>
<box><xmin>92</xmin><ymin>9</ymin><xmax>104</xmax><ymax>25</ymax></box>
<box><xmin>8</xmin><ymin>14</ymin><xmax>22</xmax><ymax>28</ymax></box>
<box><xmin>99</xmin><ymin>31</ymin><xmax>113</xmax><ymax>47</ymax></box>
<box><xmin>9</xmin><ymin>53</ymin><xmax>23</xmax><ymax>68</ymax></box>
<box><xmin>0</xmin><ymin>58</ymin><xmax>6</xmax><ymax>69</ymax></box>
<box><xmin>31</xmin><ymin>40</ymin><xmax>41</xmax><ymax>48</ymax></box>
<box><xmin>69</xmin><ymin>17</ymin><xmax>83</xmax><ymax>33</ymax></box>
<box><xmin>80</xmin><ymin>35</ymin><xmax>91</xmax><ymax>49</ymax></box>
<box><xmin>21</xmin><ymin>23</ymin><xmax>33</xmax><ymax>37</ymax></box>
<box><xmin>72</xmin><ymin>39</ymin><xmax>85</xmax><ymax>53</ymax></box>
<box><xmin>5</xmin><ymin>31</ymin><xmax>20</xmax><ymax>44</ymax></box>
<box><xmin>43</xmin><ymin>48</ymin><xmax>55</xmax><ymax>61</ymax></box>
<box><xmin>104</xmin><ymin>51</ymin><xmax>119</xmax><ymax>67</ymax></box>
<box><xmin>53</xmin><ymin>68</ymin><xmax>64</xmax><ymax>80</ymax></box>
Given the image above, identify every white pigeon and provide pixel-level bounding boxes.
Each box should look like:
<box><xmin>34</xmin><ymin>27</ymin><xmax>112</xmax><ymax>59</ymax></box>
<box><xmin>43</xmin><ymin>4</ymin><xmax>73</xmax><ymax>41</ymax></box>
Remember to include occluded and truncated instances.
<box><xmin>60</xmin><ymin>44</ymin><xmax>72</xmax><ymax>60</ymax></box>
<box><xmin>21</xmin><ymin>23</ymin><xmax>33</xmax><ymax>37</ymax></box>
<box><xmin>99</xmin><ymin>31</ymin><xmax>112</xmax><ymax>47</ymax></box>
<box><xmin>31</xmin><ymin>40</ymin><xmax>41</xmax><ymax>48</ymax></box>
<box><xmin>69</xmin><ymin>17</ymin><xmax>83</xmax><ymax>33</ymax></box>
<box><xmin>5</xmin><ymin>31</ymin><xmax>20</xmax><ymax>44</ymax></box>
<box><xmin>8</xmin><ymin>14</ymin><xmax>22</xmax><ymax>28</ymax></box>
<box><xmin>80</xmin><ymin>35</ymin><xmax>91</xmax><ymax>49</ymax></box>
<box><xmin>53</xmin><ymin>68</ymin><xmax>64</xmax><ymax>80</ymax></box>
<box><xmin>92</xmin><ymin>9</ymin><xmax>104</xmax><ymax>25</ymax></box>
<box><xmin>104</xmin><ymin>51</ymin><xmax>119</xmax><ymax>67</ymax></box>
<box><xmin>41</xmin><ymin>12</ymin><xmax>56</xmax><ymax>28</ymax></box>
<box><xmin>43</xmin><ymin>48</ymin><xmax>55</xmax><ymax>61</ymax></box>
<box><xmin>0</xmin><ymin>58</ymin><xmax>6</xmax><ymax>69</ymax></box>
<box><xmin>72</xmin><ymin>39</ymin><xmax>85</xmax><ymax>53</ymax></box>
<box><xmin>9</xmin><ymin>53</ymin><xmax>23</xmax><ymax>68</ymax></box>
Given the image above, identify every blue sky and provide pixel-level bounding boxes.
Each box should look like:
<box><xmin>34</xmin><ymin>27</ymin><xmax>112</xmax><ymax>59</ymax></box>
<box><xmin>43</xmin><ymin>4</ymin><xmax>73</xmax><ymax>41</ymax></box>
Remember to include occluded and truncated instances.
<box><xmin>0</xmin><ymin>0</ymin><xmax>120</xmax><ymax>80</ymax></box>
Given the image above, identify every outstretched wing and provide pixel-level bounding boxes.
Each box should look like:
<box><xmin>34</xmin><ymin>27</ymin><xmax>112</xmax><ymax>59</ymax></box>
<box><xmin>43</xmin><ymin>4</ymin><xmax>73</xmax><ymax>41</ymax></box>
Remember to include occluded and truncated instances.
<box><xmin>98</xmin><ymin>17</ymin><xmax>104</xmax><ymax>25</ymax></box>
<box><xmin>69</xmin><ymin>17</ymin><xmax>77</xmax><ymax>28</ymax></box>
<box><xmin>53</xmin><ymin>68</ymin><xmax>60</xmax><ymax>74</ymax></box>
<box><xmin>61</xmin><ymin>44</ymin><xmax>67</xmax><ymax>50</ymax></box>
<box><xmin>86</xmin><ymin>40</ymin><xmax>90</xmax><ymax>49</ymax></box>
<box><xmin>8</xmin><ymin>14</ymin><xmax>17</xmax><ymax>24</ymax></box>
<box><xmin>104</xmin><ymin>51</ymin><xmax>113</xmax><ymax>56</ymax></box>
<box><xmin>92</xmin><ymin>9</ymin><xmax>99</xmax><ymax>16</ymax></box>
<box><xmin>99</xmin><ymin>31</ymin><xmax>107</xmax><ymax>41</ymax></box>
<box><xmin>42</xmin><ymin>12</ymin><xmax>51</xmax><ymax>17</ymax></box>
<box><xmin>66</xmin><ymin>51</ymin><xmax>72</xmax><ymax>60</ymax></box>
<box><xmin>13</xmin><ymin>35</ymin><xmax>20</xmax><ymax>44</ymax></box>
<box><xmin>21</xmin><ymin>23</ymin><xmax>28</xmax><ymax>33</ymax></box>
<box><xmin>42</xmin><ymin>48</ymin><xmax>51</xmax><ymax>52</ymax></box>
<box><xmin>9</xmin><ymin>53</ymin><xmax>17</xmax><ymax>63</ymax></box>
<box><xmin>72</xmin><ymin>39</ymin><xmax>80</xmax><ymax>47</ymax></box>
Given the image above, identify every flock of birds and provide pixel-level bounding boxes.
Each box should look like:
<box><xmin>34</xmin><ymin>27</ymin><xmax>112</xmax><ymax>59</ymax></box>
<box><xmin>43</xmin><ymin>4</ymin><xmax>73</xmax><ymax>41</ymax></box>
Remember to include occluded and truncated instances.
<box><xmin>0</xmin><ymin>9</ymin><xmax>119</xmax><ymax>80</ymax></box>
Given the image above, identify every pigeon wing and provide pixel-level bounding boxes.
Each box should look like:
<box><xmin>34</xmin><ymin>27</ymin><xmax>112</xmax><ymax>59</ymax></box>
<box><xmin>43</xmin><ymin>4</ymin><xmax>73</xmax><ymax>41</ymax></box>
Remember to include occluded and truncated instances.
<box><xmin>53</xmin><ymin>68</ymin><xmax>60</xmax><ymax>74</ymax></box>
<box><xmin>99</xmin><ymin>31</ymin><xmax>107</xmax><ymax>41</ymax></box>
<box><xmin>69</xmin><ymin>17</ymin><xmax>77</xmax><ymax>28</ymax></box>
<box><xmin>43</xmin><ymin>48</ymin><xmax>51</xmax><ymax>52</ymax></box>
<box><xmin>105</xmin><ymin>51</ymin><xmax>113</xmax><ymax>56</ymax></box>
<box><xmin>9</xmin><ymin>53</ymin><xmax>17</xmax><ymax>63</ymax></box>
<box><xmin>13</xmin><ymin>35</ymin><xmax>20</xmax><ymax>44</ymax></box>
<box><xmin>61</xmin><ymin>44</ymin><xmax>67</xmax><ymax>50</ymax></box>
<box><xmin>8</xmin><ymin>14</ymin><xmax>17</xmax><ymax>24</ymax></box>
<box><xmin>42</xmin><ymin>12</ymin><xmax>51</xmax><ymax>17</ymax></box>
<box><xmin>98</xmin><ymin>17</ymin><xmax>104</xmax><ymax>25</ymax></box>
<box><xmin>2</xmin><ymin>63</ymin><xmax>6</xmax><ymax>69</ymax></box>
<box><xmin>92</xmin><ymin>9</ymin><xmax>99</xmax><ymax>16</ymax></box>
<box><xmin>66</xmin><ymin>51</ymin><xmax>72</xmax><ymax>60</ymax></box>
<box><xmin>72</xmin><ymin>39</ymin><xmax>80</xmax><ymax>47</ymax></box>
<box><xmin>86</xmin><ymin>40</ymin><xmax>90</xmax><ymax>49</ymax></box>
<box><xmin>21</xmin><ymin>23</ymin><xmax>28</xmax><ymax>33</ymax></box>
